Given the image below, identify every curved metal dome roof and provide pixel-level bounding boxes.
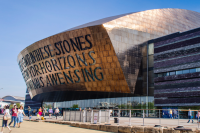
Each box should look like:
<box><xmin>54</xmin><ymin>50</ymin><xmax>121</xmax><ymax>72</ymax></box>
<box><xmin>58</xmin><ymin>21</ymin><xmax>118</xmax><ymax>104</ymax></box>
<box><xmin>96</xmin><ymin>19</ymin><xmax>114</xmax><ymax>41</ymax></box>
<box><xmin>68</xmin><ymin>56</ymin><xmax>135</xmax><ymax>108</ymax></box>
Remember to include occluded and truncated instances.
<box><xmin>2</xmin><ymin>95</ymin><xmax>25</xmax><ymax>101</ymax></box>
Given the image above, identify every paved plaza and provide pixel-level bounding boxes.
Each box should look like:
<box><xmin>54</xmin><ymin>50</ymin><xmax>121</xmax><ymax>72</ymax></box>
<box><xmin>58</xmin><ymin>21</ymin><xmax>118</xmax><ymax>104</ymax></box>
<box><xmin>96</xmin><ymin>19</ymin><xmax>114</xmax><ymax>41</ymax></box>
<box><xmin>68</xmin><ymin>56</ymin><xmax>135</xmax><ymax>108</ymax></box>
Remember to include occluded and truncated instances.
<box><xmin>115</xmin><ymin>117</ymin><xmax>199</xmax><ymax>129</ymax></box>
<box><xmin>1</xmin><ymin>115</ymin><xmax>200</xmax><ymax>132</ymax></box>
<box><xmin>23</xmin><ymin>116</ymin><xmax>200</xmax><ymax>130</ymax></box>
<box><xmin>0</xmin><ymin>117</ymin><xmax>112</xmax><ymax>133</ymax></box>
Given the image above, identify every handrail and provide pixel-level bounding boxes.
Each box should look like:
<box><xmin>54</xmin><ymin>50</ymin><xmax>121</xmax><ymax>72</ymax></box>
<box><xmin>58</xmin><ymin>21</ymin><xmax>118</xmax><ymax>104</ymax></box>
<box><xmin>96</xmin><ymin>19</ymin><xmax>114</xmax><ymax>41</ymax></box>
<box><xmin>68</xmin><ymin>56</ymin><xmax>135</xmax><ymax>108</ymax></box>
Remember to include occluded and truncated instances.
<box><xmin>65</xmin><ymin>109</ymin><xmax>200</xmax><ymax>111</ymax></box>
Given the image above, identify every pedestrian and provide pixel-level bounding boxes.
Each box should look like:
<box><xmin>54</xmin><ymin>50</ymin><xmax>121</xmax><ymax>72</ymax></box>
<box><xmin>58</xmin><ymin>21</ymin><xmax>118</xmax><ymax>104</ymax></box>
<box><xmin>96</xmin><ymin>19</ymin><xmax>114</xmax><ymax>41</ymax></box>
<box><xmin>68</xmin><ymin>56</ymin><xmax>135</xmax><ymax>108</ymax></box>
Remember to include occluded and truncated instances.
<box><xmin>27</xmin><ymin>106</ymin><xmax>31</xmax><ymax>117</ymax></box>
<box><xmin>54</xmin><ymin>107</ymin><xmax>60</xmax><ymax>120</ymax></box>
<box><xmin>173</xmin><ymin>109</ymin><xmax>177</xmax><ymax>119</ymax></box>
<box><xmin>187</xmin><ymin>108</ymin><xmax>193</xmax><ymax>123</ymax></box>
<box><xmin>48</xmin><ymin>107</ymin><xmax>53</xmax><ymax>118</ymax></box>
<box><xmin>17</xmin><ymin>105</ymin><xmax>26</xmax><ymax>128</ymax></box>
<box><xmin>9</xmin><ymin>105</ymin><xmax>18</xmax><ymax>128</ymax></box>
<box><xmin>43</xmin><ymin>107</ymin><xmax>46</xmax><ymax>117</ymax></box>
<box><xmin>38</xmin><ymin>107</ymin><xmax>42</xmax><ymax>117</ymax></box>
<box><xmin>169</xmin><ymin>109</ymin><xmax>173</xmax><ymax>119</ymax></box>
<box><xmin>29</xmin><ymin>115</ymin><xmax>32</xmax><ymax>121</ymax></box>
<box><xmin>197</xmin><ymin>110</ymin><xmax>200</xmax><ymax>123</ymax></box>
<box><xmin>33</xmin><ymin>109</ymin><xmax>36</xmax><ymax>115</ymax></box>
<box><xmin>1</xmin><ymin>105</ymin><xmax>12</xmax><ymax>133</ymax></box>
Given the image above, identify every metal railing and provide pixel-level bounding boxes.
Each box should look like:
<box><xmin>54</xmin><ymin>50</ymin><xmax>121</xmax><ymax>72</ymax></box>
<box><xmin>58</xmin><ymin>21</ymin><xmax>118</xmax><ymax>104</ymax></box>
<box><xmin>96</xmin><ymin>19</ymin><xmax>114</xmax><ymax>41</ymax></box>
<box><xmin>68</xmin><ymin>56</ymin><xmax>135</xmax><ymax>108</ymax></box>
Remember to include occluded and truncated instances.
<box><xmin>63</xmin><ymin>109</ymin><xmax>200</xmax><ymax>128</ymax></box>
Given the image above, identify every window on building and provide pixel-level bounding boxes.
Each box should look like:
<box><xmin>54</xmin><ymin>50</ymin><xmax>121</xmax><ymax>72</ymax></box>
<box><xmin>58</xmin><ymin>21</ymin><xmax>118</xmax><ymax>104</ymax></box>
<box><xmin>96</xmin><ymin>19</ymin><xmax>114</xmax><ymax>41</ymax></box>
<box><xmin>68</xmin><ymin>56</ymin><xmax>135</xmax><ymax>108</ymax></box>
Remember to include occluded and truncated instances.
<box><xmin>163</xmin><ymin>72</ymin><xmax>169</xmax><ymax>76</ymax></box>
<box><xmin>182</xmin><ymin>69</ymin><xmax>189</xmax><ymax>74</ymax></box>
<box><xmin>176</xmin><ymin>70</ymin><xmax>182</xmax><ymax>75</ymax></box>
<box><xmin>196</xmin><ymin>68</ymin><xmax>200</xmax><ymax>72</ymax></box>
<box><xmin>148</xmin><ymin>43</ymin><xmax>154</xmax><ymax>55</ymax></box>
<box><xmin>155</xmin><ymin>67</ymin><xmax>200</xmax><ymax>78</ymax></box>
<box><xmin>169</xmin><ymin>71</ymin><xmax>176</xmax><ymax>75</ymax></box>
<box><xmin>190</xmin><ymin>68</ymin><xmax>196</xmax><ymax>73</ymax></box>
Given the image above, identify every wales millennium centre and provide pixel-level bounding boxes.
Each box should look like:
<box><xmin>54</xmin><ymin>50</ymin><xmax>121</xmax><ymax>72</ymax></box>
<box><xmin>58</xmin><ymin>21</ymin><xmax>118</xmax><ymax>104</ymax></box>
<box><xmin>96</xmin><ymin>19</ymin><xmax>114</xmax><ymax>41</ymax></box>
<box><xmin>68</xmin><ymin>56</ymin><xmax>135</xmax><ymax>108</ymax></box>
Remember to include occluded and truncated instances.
<box><xmin>18</xmin><ymin>8</ymin><xmax>200</xmax><ymax>110</ymax></box>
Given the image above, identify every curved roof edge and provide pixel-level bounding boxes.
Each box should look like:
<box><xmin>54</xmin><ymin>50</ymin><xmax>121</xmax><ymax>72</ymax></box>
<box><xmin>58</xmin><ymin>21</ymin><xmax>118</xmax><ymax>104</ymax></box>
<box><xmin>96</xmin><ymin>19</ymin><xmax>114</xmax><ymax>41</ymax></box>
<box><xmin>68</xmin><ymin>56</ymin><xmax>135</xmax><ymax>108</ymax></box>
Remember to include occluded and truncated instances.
<box><xmin>2</xmin><ymin>95</ymin><xmax>25</xmax><ymax>101</ymax></box>
<box><xmin>62</xmin><ymin>12</ymin><xmax>135</xmax><ymax>33</ymax></box>
<box><xmin>18</xmin><ymin>8</ymin><xmax>198</xmax><ymax>59</ymax></box>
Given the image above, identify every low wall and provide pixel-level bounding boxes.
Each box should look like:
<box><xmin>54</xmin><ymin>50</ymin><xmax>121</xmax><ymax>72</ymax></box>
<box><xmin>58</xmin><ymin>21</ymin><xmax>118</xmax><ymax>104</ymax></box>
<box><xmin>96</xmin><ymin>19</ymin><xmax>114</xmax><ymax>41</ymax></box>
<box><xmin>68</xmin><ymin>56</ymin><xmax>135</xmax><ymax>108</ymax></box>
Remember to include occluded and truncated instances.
<box><xmin>28</xmin><ymin>119</ymin><xmax>199</xmax><ymax>133</ymax></box>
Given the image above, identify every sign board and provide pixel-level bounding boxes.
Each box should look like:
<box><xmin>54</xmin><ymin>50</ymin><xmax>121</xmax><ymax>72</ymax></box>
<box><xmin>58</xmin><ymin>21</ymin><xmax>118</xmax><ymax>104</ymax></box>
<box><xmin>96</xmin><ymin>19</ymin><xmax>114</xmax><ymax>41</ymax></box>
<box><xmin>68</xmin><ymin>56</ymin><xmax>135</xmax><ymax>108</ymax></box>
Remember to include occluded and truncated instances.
<box><xmin>93</xmin><ymin>112</ymin><xmax>98</xmax><ymax>124</ymax></box>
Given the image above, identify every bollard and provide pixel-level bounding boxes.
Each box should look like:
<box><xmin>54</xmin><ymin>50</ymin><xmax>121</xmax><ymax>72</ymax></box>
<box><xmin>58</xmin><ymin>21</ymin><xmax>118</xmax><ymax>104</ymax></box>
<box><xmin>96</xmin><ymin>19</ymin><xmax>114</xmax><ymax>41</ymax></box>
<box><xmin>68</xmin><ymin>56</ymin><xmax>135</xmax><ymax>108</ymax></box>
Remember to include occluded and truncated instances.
<box><xmin>129</xmin><ymin>110</ymin><xmax>131</xmax><ymax>126</ymax></box>
<box><xmin>91</xmin><ymin>110</ymin><xmax>93</xmax><ymax>124</ymax></box>
<box><xmin>142</xmin><ymin>110</ymin><xmax>144</xmax><ymax>126</ymax></box>
<box><xmin>118</xmin><ymin>109</ymin><xmax>120</xmax><ymax>125</ymax></box>
<box><xmin>99</xmin><ymin>110</ymin><xmax>101</xmax><ymax>124</ymax></box>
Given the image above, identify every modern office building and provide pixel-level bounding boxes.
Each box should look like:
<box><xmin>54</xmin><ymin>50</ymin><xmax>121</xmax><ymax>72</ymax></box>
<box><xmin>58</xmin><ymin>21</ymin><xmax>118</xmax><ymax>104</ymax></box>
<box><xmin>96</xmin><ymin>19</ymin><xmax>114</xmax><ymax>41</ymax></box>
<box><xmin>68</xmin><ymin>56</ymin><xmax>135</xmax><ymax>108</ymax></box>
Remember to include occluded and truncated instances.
<box><xmin>153</xmin><ymin>27</ymin><xmax>200</xmax><ymax>107</ymax></box>
<box><xmin>18</xmin><ymin>9</ymin><xmax>200</xmax><ymax>109</ymax></box>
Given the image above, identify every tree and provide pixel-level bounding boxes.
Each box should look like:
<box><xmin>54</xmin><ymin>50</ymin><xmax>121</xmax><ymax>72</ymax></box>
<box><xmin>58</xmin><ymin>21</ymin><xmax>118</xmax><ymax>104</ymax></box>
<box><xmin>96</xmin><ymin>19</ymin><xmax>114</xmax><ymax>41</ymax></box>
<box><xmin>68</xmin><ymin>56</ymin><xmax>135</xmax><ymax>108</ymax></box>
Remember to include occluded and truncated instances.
<box><xmin>47</xmin><ymin>105</ymin><xmax>52</xmax><ymax>109</ymax></box>
<box><xmin>9</xmin><ymin>104</ymin><xmax>14</xmax><ymax>109</ymax></box>
<box><xmin>118</xmin><ymin>104</ymin><xmax>126</xmax><ymax>109</ymax></box>
<box><xmin>71</xmin><ymin>104</ymin><xmax>79</xmax><ymax>108</ymax></box>
<box><xmin>16</xmin><ymin>103</ymin><xmax>20</xmax><ymax>108</ymax></box>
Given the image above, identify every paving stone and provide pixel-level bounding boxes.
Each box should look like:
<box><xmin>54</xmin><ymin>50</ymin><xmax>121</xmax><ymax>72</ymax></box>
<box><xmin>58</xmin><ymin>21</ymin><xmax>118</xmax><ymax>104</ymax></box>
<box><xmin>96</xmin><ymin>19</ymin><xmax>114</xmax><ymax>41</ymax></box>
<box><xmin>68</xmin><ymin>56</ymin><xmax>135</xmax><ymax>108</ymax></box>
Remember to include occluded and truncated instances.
<box><xmin>163</xmin><ymin>128</ymin><xmax>180</xmax><ymax>133</ymax></box>
<box><xmin>118</xmin><ymin>126</ymin><xmax>132</xmax><ymax>133</ymax></box>
<box><xmin>131</xmin><ymin>126</ymin><xmax>144</xmax><ymax>133</ymax></box>
<box><xmin>90</xmin><ymin>124</ymin><xmax>100</xmax><ymax>130</ymax></box>
<box><xmin>106</xmin><ymin>125</ymin><xmax>119</xmax><ymax>132</ymax></box>
<box><xmin>99</xmin><ymin>125</ymin><xmax>107</xmax><ymax>131</ymax></box>
<box><xmin>79</xmin><ymin>123</ymin><xmax>90</xmax><ymax>129</ymax></box>
<box><xmin>70</xmin><ymin>122</ymin><xmax>77</xmax><ymax>127</ymax></box>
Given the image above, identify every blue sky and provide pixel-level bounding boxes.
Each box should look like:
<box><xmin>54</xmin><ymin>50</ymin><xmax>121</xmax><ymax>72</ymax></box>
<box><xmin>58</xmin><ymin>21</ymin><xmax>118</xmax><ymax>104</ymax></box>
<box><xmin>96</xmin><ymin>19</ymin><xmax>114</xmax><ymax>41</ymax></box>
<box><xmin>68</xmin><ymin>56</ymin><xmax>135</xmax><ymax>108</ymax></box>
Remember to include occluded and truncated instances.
<box><xmin>0</xmin><ymin>0</ymin><xmax>200</xmax><ymax>98</ymax></box>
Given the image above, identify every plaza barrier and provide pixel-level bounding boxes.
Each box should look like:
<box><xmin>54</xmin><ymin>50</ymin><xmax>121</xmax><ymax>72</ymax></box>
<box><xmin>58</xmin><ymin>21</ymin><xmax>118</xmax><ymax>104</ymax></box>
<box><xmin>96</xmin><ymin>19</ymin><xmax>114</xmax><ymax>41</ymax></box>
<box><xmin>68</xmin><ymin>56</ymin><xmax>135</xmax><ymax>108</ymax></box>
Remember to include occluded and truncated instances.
<box><xmin>63</xmin><ymin>110</ymin><xmax>109</xmax><ymax>123</ymax></box>
<box><xmin>63</xmin><ymin>109</ymin><xmax>200</xmax><ymax>128</ymax></box>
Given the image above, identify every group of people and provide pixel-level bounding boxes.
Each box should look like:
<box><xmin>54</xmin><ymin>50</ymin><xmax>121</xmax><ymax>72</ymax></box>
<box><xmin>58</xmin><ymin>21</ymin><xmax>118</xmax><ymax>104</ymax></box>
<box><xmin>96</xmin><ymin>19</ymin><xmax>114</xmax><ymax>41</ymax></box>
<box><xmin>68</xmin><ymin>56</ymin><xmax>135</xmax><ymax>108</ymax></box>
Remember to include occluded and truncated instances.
<box><xmin>29</xmin><ymin>107</ymin><xmax>60</xmax><ymax>120</ymax></box>
<box><xmin>187</xmin><ymin>109</ymin><xmax>200</xmax><ymax>123</ymax></box>
<box><xmin>1</xmin><ymin>105</ymin><xmax>26</xmax><ymax>133</ymax></box>
<box><xmin>169</xmin><ymin>109</ymin><xmax>178</xmax><ymax>119</ymax></box>
<box><xmin>168</xmin><ymin>108</ymin><xmax>200</xmax><ymax>123</ymax></box>
<box><xmin>1</xmin><ymin>105</ymin><xmax>61</xmax><ymax>133</ymax></box>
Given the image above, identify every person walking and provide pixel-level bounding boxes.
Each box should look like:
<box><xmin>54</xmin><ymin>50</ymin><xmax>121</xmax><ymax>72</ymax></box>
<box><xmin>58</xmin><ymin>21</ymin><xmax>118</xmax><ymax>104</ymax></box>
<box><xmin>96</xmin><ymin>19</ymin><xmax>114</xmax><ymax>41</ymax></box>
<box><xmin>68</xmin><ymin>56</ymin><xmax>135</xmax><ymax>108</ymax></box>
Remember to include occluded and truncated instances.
<box><xmin>17</xmin><ymin>105</ymin><xmax>26</xmax><ymax>128</ymax></box>
<box><xmin>9</xmin><ymin>105</ymin><xmax>18</xmax><ymax>128</ymax></box>
<box><xmin>48</xmin><ymin>107</ymin><xmax>53</xmax><ymax>118</ymax></box>
<box><xmin>27</xmin><ymin>106</ymin><xmax>31</xmax><ymax>117</ymax></box>
<box><xmin>1</xmin><ymin>105</ymin><xmax>12</xmax><ymax>133</ymax></box>
<box><xmin>43</xmin><ymin>107</ymin><xmax>46</xmax><ymax>117</ymax></box>
<box><xmin>38</xmin><ymin>107</ymin><xmax>42</xmax><ymax>117</ymax></box>
<box><xmin>173</xmin><ymin>109</ymin><xmax>177</xmax><ymax>119</ymax></box>
<box><xmin>187</xmin><ymin>108</ymin><xmax>193</xmax><ymax>123</ymax></box>
<box><xmin>33</xmin><ymin>109</ymin><xmax>36</xmax><ymax>115</ymax></box>
<box><xmin>54</xmin><ymin>107</ymin><xmax>60</xmax><ymax>120</ymax></box>
<box><xmin>169</xmin><ymin>109</ymin><xmax>173</xmax><ymax>119</ymax></box>
<box><xmin>197</xmin><ymin>110</ymin><xmax>200</xmax><ymax>123</ymax></box>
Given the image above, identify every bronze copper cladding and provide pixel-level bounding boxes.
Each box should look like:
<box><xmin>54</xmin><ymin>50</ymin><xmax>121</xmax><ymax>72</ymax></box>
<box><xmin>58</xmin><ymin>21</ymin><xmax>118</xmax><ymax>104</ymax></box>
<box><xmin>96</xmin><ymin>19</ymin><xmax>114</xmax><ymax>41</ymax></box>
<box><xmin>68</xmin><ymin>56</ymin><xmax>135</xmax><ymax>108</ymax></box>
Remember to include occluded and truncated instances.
<box><xmin>18</xmin><ymin>9</ymin><xmax>200</xmax><ymax>102</ymax></box>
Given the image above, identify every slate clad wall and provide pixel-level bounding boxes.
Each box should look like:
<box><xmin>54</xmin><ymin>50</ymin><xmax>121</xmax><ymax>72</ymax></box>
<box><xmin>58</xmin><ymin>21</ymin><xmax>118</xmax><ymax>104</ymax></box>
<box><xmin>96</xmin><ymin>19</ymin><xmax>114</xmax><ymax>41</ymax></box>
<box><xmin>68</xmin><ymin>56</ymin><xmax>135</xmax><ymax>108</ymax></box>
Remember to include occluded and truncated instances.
<box><xmin>154</xmin><ymin>28</ymin><xmax>200</xmax><ymax>106</ymax></box>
